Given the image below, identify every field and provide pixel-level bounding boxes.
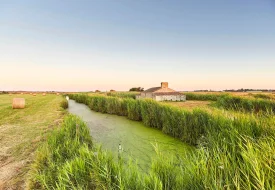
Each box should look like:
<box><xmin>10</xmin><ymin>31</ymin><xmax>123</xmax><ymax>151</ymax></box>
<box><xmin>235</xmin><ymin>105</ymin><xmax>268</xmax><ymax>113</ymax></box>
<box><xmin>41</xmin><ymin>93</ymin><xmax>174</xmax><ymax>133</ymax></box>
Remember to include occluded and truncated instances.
<box><xmin>161</xmin><ymin>100</ymin><xmax>211</xmax><ymax>111</ymax></box>
<box><xmin>1</xmin><ymin>91</ymin><xmax>275</xmax><ymax>189</ymax></box>
<box><xmin>87</xmin><ymin>91</ymin><xmax>275</xmax><ymax>111</ymax></box>
<box><xmin>0</xmin><ymin>94</ymin><xmax>65</xmax><ymax>189</ymax></box>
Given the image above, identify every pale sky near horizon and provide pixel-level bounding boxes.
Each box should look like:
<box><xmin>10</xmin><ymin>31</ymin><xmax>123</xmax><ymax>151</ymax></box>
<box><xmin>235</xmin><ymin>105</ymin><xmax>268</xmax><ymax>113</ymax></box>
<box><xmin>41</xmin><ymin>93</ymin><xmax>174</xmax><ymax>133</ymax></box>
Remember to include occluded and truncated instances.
<box><xmin>1</xmin><ymin>0</ymin><xmax>275</xmax><ymax>91</ymax></box>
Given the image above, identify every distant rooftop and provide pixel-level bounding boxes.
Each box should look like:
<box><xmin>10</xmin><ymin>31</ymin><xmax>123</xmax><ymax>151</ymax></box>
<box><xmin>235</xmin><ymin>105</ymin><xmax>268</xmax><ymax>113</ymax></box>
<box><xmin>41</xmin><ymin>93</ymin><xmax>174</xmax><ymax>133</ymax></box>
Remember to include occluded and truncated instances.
<box><xmin>143</xmin><ymin>82</ymin><xmax>180</xmax><ymax>94</ymax></box>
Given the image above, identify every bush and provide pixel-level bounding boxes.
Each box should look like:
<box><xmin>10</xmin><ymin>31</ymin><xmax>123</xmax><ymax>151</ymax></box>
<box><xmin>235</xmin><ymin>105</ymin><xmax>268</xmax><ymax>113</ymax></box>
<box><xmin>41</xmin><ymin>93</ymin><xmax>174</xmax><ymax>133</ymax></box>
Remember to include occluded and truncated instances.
<box><xmin>60</xmin><ymin>99</ymin><xmax>68</xmax><ymax>109</ymax></box>
<box><xmin>129</xmin><ymin>87</ymin><xmax>144</xmax><ymax>92</ymax></box>
<box><xmin>0</xmin><ymin>91</ymin><xmax>8</xmax><ymax>94</ymax></box>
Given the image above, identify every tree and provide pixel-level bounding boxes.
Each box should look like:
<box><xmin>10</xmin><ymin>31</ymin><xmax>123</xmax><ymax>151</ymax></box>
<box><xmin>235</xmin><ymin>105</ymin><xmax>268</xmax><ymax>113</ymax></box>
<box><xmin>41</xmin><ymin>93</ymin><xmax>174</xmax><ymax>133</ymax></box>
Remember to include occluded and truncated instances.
<box><xmin>129</xmin><ymin>87</ymin><xmax>144</xmax><ymax>92</ymax></box>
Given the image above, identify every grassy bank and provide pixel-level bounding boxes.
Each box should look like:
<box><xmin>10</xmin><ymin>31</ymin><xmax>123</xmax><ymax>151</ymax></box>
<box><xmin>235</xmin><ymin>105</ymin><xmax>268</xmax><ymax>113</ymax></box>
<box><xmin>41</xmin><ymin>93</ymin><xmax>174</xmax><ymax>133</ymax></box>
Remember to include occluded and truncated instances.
<box><xmin>28</xmin><ymin>115</ymin><xmax>197</xmax><ymax>189</ymax></box>
<box><xmin>28</xmin><ymin>112</ymin><xmax>275</xmax><ymax>189</ymax></box>
<box><xmin>0</xmin><ymin>94</ymin><xmax>65</xmax><ymax>189</ymax></box>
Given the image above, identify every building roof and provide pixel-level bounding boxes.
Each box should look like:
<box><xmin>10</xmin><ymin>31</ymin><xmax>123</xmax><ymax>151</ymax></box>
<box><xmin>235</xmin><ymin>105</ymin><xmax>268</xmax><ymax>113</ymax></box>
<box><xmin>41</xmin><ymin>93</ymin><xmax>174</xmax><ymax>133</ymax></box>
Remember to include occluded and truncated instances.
<box><xmin>153</xmin><ymin>92</ymin><xmax>183</xmax><ymax>96</ymax></box>
<box><xmin>143</xmin><ymin>87</ymin><xmax>161</xmax><ymax>92</ymax></box>
<box><xmin>143</xmin><ymin>82</ymin><xmax>184</xmax><ymax>95</ymax></box>
<box><xmin>143</xmin><ymin>87</ymin><xmax>177</xmax><ymax>93</ymax></box>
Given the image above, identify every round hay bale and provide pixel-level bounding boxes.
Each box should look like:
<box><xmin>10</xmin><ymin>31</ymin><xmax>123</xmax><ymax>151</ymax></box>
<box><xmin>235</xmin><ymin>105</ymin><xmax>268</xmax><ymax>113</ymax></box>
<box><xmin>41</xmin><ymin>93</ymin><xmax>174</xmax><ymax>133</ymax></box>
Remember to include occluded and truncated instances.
<box><xmin>42</xmin><ymin>93</ymin><xmax>46</xmax><ymax>96</ymax></box>
<box><xmin>12</xmin><ymin>98</ymin><xmax>25</xmax><ymax>109</ymax></box>
<box><xmin>56</xmin><ymin>93</ymin><xmax>60</xmax><ymax>96</ymax></box>
<box><xmin>33</xmin><ymin>94</ymin><xmax>36</xmax><ymax>96</ymax></box>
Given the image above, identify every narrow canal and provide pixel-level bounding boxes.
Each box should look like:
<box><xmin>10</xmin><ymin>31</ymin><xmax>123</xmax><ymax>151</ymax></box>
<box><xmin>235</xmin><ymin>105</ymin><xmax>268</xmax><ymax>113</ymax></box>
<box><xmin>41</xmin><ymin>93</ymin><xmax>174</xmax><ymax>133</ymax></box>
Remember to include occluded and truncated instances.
<box><xmin>68</xmin><ymin>100</ymin><xmax>192</xmax><ymax>170</ymax></box>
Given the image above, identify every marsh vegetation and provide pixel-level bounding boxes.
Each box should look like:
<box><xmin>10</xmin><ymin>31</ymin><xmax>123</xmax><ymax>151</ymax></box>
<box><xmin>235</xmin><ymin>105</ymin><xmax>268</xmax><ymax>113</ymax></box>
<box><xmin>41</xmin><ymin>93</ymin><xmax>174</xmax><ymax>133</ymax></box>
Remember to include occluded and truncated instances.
<box><xmin>43</xmin><ymin>93</ymin><xmax>274</xmax><ymax>189</ymax></box>
<box><xmin>2</xmin><ymin>92</ymin><xmax>275</xmax><ymax>189</ymax></box>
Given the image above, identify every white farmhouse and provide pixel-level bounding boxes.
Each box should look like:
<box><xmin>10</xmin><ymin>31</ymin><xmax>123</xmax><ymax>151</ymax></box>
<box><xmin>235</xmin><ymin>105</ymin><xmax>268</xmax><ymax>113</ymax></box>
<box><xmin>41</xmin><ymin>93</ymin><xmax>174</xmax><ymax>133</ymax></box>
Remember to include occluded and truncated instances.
<box><xmin>136</xmin><ymin>82</ymin><xmax>186</xmax><ymax>101</ymax></box>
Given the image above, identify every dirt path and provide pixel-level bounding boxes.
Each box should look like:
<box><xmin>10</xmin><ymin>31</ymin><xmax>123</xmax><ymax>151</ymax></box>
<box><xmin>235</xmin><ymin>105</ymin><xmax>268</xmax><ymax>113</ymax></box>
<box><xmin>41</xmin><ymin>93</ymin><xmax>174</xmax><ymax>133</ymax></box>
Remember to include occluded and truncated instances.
<box><xmin>0</xmin><ymin>125</ymin><xmax>23</xmax><ymax>189</ymax></box>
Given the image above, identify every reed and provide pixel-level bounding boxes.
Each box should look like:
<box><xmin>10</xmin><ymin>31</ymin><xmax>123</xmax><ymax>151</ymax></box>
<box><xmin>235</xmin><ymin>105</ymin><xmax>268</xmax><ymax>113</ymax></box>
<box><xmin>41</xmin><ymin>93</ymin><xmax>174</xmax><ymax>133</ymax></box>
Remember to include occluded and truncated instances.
<box><xmin>107</xmin><ymin>92</ymin><xmax>139</xmax><ymax>99</ymax></box>
<box><xmin>28</xmin><ymin>114</ymin><xmax>275</xmax><ymax>189</ymax></box>
<box><xmin>67</xmin><ymin>94</ymin><xmax>275</xmax><ymax>190</ymax></box>
<box><xmin>69</xmin><ymin>94</ymin><xmax>274</xmax><ymax>146</ymax></box>
<box><xmin>185</xmin><ymin>92</ymin><xmax>224</xmax><ymax>101</ymax></box>
<box><xmin>250</xmin><ymin>93</ymin><xmax>274</xmax><ymax>100</ymax></box>
<box><xmin>60</xmin><ymin>99</ymin><xmax>68</xmax><ymax>109</ymax></box>
<box><xmin>185</xmin><ymin>93</ymin><xmax>275</xmax><ymax>115</ymax></box>
<box><xmin>216</xmin><ymin>94</ymin><xmax>275</xmax><ymax>114</ymax></box>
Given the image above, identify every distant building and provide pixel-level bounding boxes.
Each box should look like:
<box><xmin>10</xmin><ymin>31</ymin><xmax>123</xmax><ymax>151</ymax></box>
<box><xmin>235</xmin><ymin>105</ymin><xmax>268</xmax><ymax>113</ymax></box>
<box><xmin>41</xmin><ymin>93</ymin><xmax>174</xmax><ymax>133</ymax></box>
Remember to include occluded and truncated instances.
<box><xmin>136</xmin><ymin>82</ymin><xmax>186</xmax><ymax>101</ymax></box>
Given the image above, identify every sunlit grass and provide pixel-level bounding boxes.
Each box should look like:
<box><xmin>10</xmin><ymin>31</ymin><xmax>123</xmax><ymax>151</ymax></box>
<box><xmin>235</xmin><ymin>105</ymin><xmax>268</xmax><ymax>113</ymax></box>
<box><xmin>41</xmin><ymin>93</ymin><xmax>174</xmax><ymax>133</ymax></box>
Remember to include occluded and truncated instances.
<box><xmin>0</xmin><ymin>94</ymin><xmax>65</xmax><ymax>188</ymax></box>
<box><xmin>28</xmin><ymin>113</ymin><xmax>275</xmax><ymax>189</ymax></box>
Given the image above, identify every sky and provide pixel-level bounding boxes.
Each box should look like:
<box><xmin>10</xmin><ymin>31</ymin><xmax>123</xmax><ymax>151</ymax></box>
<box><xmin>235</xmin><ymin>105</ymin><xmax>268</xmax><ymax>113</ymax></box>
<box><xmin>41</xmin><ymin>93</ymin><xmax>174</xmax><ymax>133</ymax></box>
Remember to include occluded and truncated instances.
<box><xmin>1</xmin><ymin>0</ymin><xmax>275</xmax><ymax>91</ymax></box>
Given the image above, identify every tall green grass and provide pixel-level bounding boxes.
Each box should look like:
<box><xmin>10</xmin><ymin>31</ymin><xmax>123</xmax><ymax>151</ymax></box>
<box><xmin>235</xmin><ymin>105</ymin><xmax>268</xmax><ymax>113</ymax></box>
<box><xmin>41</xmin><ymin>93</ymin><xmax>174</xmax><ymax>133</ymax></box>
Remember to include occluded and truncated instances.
<box><xmin>27</xmin><ymin>91</ymin><xmax>275</xmax><ymax>189</ymax></box>
<box><xmin>27</xmin><ymin>115</ymin><xmax>94</xmax><ymax>189</ymax></box>
<box><xmin>27</xmin><ymin>115</ymin><xmax>195</xmax><ymax>189</ymax></box>
<box><xmin>216</xmin><ymin>95</ymin><xmax>275</xmax><ymax>115</ymax></box>
<box><xmin>250</xmin><ymin>93</ymin><xmax>274</xmax><ymax>100</ymax></box>
<box><xmin>60</xmin><ymin>99</ymin><xmax>68</xmax><ymax>109</ymax></box>
<box><xmin>69</xmin><ymin>94</ymin><xmax>274</xmax><ymax>145</ymax></box>
<box><xmin>185</xmin><ymin>92</ymin><xmax>275</xmax><ymax>115</ymax></box>
<box><xmin>185</xmin><ymin>92</ymin><xmax>224</xmax><ymax>101</ymax></box>
<box><xmin>28</xmin><ymin>113</ymin><xmax>275</xmax><ymax>189</ymax></box>
<box><xmin>107</xmin><ymin>92</ymin><xmax>139</xmax><ymax>99</ymax></box>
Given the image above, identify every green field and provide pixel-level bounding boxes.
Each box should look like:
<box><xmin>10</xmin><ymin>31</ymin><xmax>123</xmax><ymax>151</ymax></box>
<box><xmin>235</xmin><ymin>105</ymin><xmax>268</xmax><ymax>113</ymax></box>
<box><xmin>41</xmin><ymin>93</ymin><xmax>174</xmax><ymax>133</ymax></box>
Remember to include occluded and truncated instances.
<box><xmin>0</xmin><ymin>94</ymin><xmax>65</xmax><ymax>189</ymax></box>
<box><xmin>1</xmin><ymin>92</ymin><xmax>275</xmax><ymax>189</ymax></box>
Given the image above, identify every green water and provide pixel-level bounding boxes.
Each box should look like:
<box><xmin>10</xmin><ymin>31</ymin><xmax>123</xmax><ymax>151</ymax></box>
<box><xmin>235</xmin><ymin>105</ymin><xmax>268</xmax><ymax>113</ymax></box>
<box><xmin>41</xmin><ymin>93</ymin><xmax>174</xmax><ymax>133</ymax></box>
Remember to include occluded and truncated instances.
<box><xmin>68</xmin><ymin>100</ymin><xmax>192</xmax><ymax>170</ymax></box>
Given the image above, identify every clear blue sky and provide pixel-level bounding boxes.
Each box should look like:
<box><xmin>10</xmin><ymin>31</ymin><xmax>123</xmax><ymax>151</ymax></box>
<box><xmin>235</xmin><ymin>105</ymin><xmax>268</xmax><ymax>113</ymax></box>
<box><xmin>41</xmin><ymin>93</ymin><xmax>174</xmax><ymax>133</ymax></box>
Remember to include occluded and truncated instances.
<box><xmin>1</xmin><ymin>0</ymin><xmax>275</xmax><ymax>91</ymax></box>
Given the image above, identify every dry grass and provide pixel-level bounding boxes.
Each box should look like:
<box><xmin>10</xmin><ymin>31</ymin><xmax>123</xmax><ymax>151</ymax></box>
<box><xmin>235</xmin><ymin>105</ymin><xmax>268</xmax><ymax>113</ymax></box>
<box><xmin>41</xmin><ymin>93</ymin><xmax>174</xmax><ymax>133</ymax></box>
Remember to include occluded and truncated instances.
<box><xmin>0</xmin><ymin>94</ymin><xmax>65</xmax><ymax>189</ymax></box>
<box><xmin>161</xmin><ymin>100</ymin><xmax>211</xmax><ymax>111</ymax></box>
<box><xmin>87</xmin><ymin>92</ymin><xmax>106</xmax><ymax>96</ymax></box>
<box><xmin>184</xmin><ymin>91</ymin><xmax>274</xmax><ymax>97</ymax></box>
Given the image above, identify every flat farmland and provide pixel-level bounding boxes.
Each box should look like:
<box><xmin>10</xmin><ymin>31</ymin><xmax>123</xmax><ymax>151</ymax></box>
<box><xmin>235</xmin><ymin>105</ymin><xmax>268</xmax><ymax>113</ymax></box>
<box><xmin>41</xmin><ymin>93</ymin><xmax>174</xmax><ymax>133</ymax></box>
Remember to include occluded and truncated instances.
<box><xmin>161</xmin><ymin>100</ymin><xmax>212</xmax><ymax>110</ymax></box>
<box><xmin>0</xmin><ymin>94</ymin><xmax>65</xmax><ymax>189</ymax></box>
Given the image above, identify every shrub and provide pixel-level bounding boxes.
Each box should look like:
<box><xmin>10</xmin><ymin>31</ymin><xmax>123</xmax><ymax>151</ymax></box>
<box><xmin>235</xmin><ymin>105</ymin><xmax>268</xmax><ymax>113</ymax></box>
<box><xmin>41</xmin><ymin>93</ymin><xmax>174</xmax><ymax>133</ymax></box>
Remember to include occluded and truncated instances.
<box><xmin>60</xmin><ymin>99</ymin><xmax>68</xmax><ymax>109</ymax></box>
